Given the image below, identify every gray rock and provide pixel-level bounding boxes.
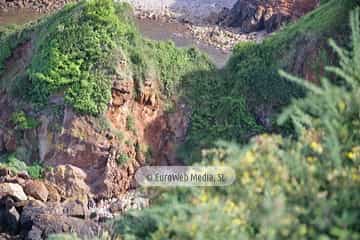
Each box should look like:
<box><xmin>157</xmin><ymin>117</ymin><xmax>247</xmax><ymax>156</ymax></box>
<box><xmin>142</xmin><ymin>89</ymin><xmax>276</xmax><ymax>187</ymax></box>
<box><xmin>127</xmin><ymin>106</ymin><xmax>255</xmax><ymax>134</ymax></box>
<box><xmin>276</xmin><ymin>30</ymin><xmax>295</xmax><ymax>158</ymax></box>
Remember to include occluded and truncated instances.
<box><xmin>19</xmin><ymin>201</ymin><xmax>100</xmax><ymax>240</ymax></box>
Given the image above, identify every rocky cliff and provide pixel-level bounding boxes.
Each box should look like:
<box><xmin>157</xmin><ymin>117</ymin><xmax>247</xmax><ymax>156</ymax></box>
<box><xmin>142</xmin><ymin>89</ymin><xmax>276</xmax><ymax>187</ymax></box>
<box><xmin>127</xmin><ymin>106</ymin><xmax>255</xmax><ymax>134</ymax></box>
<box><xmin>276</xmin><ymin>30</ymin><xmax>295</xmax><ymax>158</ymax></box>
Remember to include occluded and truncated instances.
<box><xmin>0</xmin><ymin>1</ymin><xmax>211</xmax><ymax>238</ymax></box>
<box><xmin>218</xmin><ymin>0</ymin><xmax>320</xmax><ymax>32</ymax></box>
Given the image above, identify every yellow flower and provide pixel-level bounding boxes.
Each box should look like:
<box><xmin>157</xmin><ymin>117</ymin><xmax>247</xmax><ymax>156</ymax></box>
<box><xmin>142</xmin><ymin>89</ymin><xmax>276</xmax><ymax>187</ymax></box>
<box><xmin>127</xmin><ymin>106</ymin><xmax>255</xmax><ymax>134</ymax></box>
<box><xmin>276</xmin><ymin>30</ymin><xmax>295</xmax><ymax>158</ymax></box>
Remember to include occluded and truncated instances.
<box><xmin>310</xmin><ymin>142</ymin><xmax>323</xmax><ymax>154</ymax></box>
<box><xmin>351</xmin><ymin>172</ymin><xmax>360</xmax><ymax>182</ymax></box>
<box><xmin>224</xmin><ymin>201</ymin><xmax>237</xmax><ymax>213</ymax></box>
<box><xmin>347</xmin><ymin>147</ymin><xmax>360</xmax><ymax>160</ymax></box>
<box><xmin>306</xmin><ymin>156</ymin><xmax>316</xmax><ymax>163</ymax></box>
<box><xmin>351</xmin><ymin>168</ymin><xmax>360</xmax><ymax>182</ymax></box>
<box><xmin>337</xmin><ymin>100</ymin><xmax>347</xmax><ymax>112</ymax></box>
<box><xmin>199</xmin><ymin>192</ymin><xmax>209</xmax><ymax>203</ymax></box>
<box><xmin>232</xmin><ymin>218</ymin><xmax>245</xmax><ymax>225</ymax></box>
<box><xmin>243</xmin><ymin>151</ymin><xmax>256</xmax><ymax>164</ymax></box>
<box><xmin>241</xmin><ymin>171</ymin><xmax>251</xmax><ymax>185</ymax></box>
<box><xmin>347</xmin><ymin>151</ymin><xmax>356</xmax><ymax>160</ymax></box>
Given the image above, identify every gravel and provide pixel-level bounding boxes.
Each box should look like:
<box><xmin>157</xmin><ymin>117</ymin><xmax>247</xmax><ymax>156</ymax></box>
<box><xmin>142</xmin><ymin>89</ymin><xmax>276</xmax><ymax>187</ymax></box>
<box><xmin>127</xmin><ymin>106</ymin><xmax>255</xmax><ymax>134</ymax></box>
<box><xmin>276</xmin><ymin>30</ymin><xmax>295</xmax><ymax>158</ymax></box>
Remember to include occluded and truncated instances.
<box><xmin>118</xmin><ymin>0</ymin><xmax>238</xmax><ymax>23</ymax></box>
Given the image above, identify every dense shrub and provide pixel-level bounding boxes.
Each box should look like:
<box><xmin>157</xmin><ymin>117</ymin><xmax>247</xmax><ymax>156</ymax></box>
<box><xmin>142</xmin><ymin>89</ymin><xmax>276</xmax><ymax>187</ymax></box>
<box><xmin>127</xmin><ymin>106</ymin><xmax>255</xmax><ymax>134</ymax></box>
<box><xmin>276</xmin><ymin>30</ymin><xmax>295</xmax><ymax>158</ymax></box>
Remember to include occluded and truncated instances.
<box><xmin>180</xmin><ymin>69</ymin><xmax>262</xmax><ymax>164</ymax></box>
<box><xmin>112</xmin><ymin>8</ymin><xmax>360</xmax><ymax>240</ymax></box>
<box><xmin>11</xmin><ymin>111</ymin><xmax>40</xmax><ymax>130</ymax></box>
<box><xmin>226</xmin><ymin>0</ymin><xmax>355</xmax><ymax>113</ymax></box>
<box><xmin>1</xmin><ymin>0</ymin><xmax>212</xmax><ymax>117</ymax></box>
<box><xmin>28</xmin><ymin>0</ymin><xmax>121</xmax><ymax>115</ymax></box>
<box><xmin>0</xmin><ymin>154</ymin><xmax>43</xmax><ymax>179</ymax></box>
<box><xmin>178</xmin><ymin>0</ymin><xmax>357</xmax><ymax>164</ymax></box>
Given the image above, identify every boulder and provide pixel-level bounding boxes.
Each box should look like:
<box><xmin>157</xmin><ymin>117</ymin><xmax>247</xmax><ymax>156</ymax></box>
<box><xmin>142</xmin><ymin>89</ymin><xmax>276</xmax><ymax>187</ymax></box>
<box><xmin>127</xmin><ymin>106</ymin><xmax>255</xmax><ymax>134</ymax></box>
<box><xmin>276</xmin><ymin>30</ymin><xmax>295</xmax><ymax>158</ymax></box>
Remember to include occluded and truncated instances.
<box><xmin>62</xmin><ymin>199</ymin><xmax>88</xmax><ymax>218</ymax></box>
<box><xmin>45</xmin><ymin>164</ymin><xmax>90</xmax><ymax>199</ymax></box>
<box><xmin>24</xmin><ymin>180</ymin><xmax>49</xmax><ymax>202</ymax></box>
<box><xmin>218</xmin><ymin>0</ymin><xmax>319</xmax><ymax>33</ymax></box>
<box><xmin>0</xmin><ymin>183</ymin><xmax>27</xmax><ymax>201</ymax></box>
<box><xmin>20</xmin><ymin>201</ymin><xmax>100</xmax><ymax>240</ymax></box>
<box><xmin>44</xmin><ymin>182</ymin><xmax>61</xmax><ymax>202</ymax></box>
<box><xmin>3</xmin><ymin>206</ymin><xmax>20</xmax><ymax>234</ymax></box>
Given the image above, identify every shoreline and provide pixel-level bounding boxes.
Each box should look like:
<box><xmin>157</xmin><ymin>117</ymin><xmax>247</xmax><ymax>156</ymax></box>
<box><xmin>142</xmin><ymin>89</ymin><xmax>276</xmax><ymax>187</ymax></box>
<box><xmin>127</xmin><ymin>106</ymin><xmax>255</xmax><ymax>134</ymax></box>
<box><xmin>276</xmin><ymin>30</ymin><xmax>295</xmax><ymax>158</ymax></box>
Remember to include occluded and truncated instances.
<box><xmin>132</xmin><ymin>7</ymin><xmax>267</xmax><ymax>53</ymax></box>
<box><xmin>0</xmin><ymin>0</ymin><xmax>268</xmax><ymax>53</ymax></box>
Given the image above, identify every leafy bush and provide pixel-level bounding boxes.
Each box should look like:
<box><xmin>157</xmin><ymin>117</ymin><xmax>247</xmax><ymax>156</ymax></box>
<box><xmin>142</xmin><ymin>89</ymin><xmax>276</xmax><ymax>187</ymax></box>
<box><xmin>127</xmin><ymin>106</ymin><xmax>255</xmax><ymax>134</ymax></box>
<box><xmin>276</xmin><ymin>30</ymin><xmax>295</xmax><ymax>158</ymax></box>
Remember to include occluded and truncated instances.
<box><xmin>179</xmin><ymin>0</ymin><xmax>357</xmax><ymax>164</ymax></box>
<box><xmin>112</xmin><ymin>8</ymin><xmax>360</xmax><ymax>240</ymax></box>
<box><xmin>180</xmin><ymin>68</ymin><xmax>262</xmax><ymax>164</ymax></box>
<box><xmin>28</xmin><ymin>0</ymin><xmax>121</xmax><ymax>115</ymax></box>
<box><xmin>11</xmin><ymin>111</ymin><xmax>40</xmax><ymax>130</ymax></box>
<box><xmin>225</xmin><ymin>0</ymin><xmax>356</xmax><ymax>115</ymax></box>
<box><xmin>1</xmin><ymin>0</ymin><xmax>211</xmax><ymax>117</ymax></box>
<box><xmin>0</xmin><ymin>154</ymin><xmax>44</xmax><ymax>179</ymax></box>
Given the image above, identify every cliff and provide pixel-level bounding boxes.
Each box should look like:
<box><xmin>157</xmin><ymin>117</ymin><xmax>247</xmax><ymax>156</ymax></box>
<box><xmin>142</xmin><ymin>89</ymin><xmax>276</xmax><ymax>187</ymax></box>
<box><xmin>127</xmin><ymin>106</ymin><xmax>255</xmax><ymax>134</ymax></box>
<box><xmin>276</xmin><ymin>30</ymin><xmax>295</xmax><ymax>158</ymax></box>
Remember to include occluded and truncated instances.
<box><xmin>0</xmin><ymin>1</ymin><xmax>212</xmax><ymax>238</ymax></box>
<box><xmin>218</xmin><ymin>0</ymin><xmax>320</xmax><ymax>32</ymax></box>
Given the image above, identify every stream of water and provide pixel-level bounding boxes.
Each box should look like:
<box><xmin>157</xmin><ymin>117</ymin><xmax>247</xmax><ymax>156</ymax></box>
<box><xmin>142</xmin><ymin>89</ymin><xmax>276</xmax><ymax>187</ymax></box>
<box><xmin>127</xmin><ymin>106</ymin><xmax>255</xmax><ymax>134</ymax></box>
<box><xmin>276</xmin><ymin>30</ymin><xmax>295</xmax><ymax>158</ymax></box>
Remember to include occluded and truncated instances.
<box><xmin>0</xmin><ymin>9</ymin><xmax>230</xmax><ymax>67</ymax></box>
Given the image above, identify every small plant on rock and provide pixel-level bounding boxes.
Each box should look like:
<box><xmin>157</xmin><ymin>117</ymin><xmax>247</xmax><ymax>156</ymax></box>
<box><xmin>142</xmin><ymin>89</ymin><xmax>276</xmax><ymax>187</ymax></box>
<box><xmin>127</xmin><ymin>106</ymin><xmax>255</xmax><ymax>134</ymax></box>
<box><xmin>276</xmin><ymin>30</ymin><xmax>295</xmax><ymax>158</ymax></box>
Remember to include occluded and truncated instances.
<box><xmin>117</xmin><ymin>152</ymin><xmax>129</xmax><ymax>166</ymax></box>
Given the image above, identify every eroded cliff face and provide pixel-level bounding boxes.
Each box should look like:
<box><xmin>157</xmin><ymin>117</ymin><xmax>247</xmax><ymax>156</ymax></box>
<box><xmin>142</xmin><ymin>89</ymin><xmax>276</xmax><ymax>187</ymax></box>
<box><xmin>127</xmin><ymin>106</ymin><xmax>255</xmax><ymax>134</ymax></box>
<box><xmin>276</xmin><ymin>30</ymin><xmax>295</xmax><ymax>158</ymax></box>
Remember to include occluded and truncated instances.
<box><xmin>0</xmin><ymin>40</ymin><xmax>190</xmax><ymax>200</ymax></box>
<box><xmin>218</xmin><ymin>0</ymin><xmax>320</xmax><ymax>32</ymax></box>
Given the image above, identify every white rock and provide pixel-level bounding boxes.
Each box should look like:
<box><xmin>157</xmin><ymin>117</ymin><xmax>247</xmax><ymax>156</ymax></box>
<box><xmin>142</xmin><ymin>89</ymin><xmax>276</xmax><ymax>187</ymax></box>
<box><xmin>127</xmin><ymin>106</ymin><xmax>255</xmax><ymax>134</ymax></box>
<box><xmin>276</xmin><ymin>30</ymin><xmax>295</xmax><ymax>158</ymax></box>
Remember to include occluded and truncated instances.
<box><xmin>0</xmin><ymin>183</ymin><xmax>27</xmax><ymax>201</ymax></box>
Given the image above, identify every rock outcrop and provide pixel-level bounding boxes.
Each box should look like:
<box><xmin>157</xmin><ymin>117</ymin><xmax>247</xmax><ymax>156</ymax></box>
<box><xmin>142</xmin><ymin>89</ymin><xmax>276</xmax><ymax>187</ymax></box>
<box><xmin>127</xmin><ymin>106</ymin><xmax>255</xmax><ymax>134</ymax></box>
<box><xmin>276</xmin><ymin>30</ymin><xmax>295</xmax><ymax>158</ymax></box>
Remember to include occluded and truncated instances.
<box><xmin>0</xmin><ymin>168</ymin><xmax>149</xmax><ymax>239</ymax></box>
<box><xmin>0</xmin><ymin>33</ymin><xmax>191</xmax><ymax>200</ymax></box>
<box><xmin>0</xmin><ymin>0</ymin><xmax>76</xmax><ymax>12</ymax></box>
<box><xmin>0</xmin><ymin>183</ymin><xmax>27</xmax><ymax>201</ymax></box>
<box><xmin>24</xmin><ymin>180</ymin><xmax>49</xmax><ymax>202</ymax></box>
<box><xmin>218</xmin><ymin>0</ymin><xmax>320</xmax><ymax>32</ymax></box>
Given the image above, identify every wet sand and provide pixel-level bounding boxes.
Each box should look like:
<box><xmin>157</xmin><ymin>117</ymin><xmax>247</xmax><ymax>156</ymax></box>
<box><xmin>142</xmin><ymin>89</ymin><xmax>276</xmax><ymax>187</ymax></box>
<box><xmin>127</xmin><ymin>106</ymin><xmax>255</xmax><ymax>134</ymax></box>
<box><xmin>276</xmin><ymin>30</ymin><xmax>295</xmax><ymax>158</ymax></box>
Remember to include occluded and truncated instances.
<box><xmin>136</xmin><ymin>19</ymin><xmax>230</xmax><ymax>67</ymax></box>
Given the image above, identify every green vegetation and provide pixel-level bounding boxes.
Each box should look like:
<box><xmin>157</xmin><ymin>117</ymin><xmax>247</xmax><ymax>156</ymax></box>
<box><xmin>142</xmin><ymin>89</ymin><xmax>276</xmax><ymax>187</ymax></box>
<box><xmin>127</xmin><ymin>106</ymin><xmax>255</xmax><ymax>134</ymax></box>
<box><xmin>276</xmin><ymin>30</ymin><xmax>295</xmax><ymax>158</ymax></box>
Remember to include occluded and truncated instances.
<box><xmin>112</xmin><ymin>5</ymin><xmax>360</xmax><ymax>240</ymax></box>
<box><xmin>11</xmin><ymin>111</ymin><xmax>40</xmax><ymax>130</ymax></box>
<box><xmin>0</xmin><ymin>154</ymin><xmax>43</xmax><ymax>179</ymax></box>
<box><xmin>117</xmin><ymin>152</ymin><xmax>129</xmax><ymax>165</ymax></box>
<box><xmin>2</xmin><ymin>0</ymin><xmax>359</xmax><ymax>239</ymax></box>
<box><xmin>179</xmin><ymin>0</ymin><xmax>358</xmax><ymax>164</ymax></box>
<box><xmin>180</xmin><ymin>69</ymin><xmax>262</xmax><ymax>164</ymax></box>
<box><xmin>28</xmin><ymin>0</ymin><xmax>125</xmax><ymax>115</ymax></box>
<box><xmin>0</xmin><ymin>0</ymin><xmax>211</xmax><ymax>116</ymax></box>
<box><xmin>226</xmin><ymin>0</ymin><xmax>356</xmax><ymax>111</ymax></box>
<box><xmin>126</xmin><ymin>114</ymin><xmax>135</xmax><ymax>132</ymax></box>
<box><xmin>0</xmin><ymin>24</ymin><xmax>32</xmax><ymax>77</ymax></box>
